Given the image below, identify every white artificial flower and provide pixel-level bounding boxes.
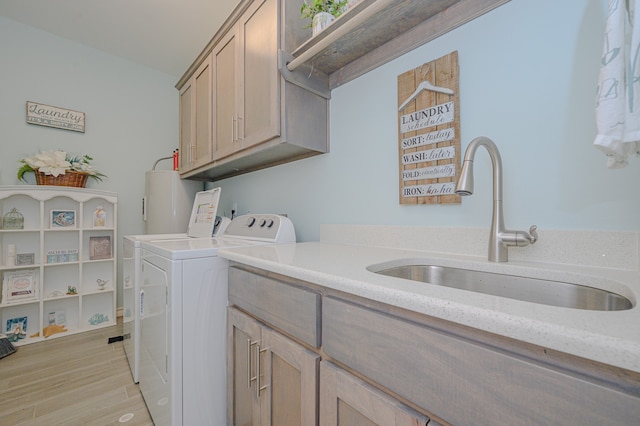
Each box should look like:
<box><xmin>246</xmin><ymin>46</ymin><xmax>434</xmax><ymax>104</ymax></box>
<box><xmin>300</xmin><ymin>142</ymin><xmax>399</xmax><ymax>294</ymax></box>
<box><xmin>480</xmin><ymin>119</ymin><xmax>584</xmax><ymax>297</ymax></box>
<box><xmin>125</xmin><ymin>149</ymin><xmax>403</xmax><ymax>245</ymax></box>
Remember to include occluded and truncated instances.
<box><xmin>71</xmin><ymin>162</ymin><xmax>96</xmax><ymax>175</ymax></box>
<box><xmin>25</xmin><ymin>151</ymin><xmax>71</xmax><ymax>176</ymax></box>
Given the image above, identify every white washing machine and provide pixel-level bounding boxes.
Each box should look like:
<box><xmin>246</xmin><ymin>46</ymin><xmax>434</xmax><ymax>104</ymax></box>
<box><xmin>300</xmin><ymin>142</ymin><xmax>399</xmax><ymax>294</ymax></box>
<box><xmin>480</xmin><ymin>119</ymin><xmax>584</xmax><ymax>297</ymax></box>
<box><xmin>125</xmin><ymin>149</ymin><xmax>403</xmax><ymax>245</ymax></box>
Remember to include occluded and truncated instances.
<box><xmin>138</xmin><ymin>214</ymin><xmax>295</xmax><ymax>426</ymax></box>
<box><xmin>122</xmin><ymin>188</ymin><xmax>228</xmax><ymax>384</ymax></box>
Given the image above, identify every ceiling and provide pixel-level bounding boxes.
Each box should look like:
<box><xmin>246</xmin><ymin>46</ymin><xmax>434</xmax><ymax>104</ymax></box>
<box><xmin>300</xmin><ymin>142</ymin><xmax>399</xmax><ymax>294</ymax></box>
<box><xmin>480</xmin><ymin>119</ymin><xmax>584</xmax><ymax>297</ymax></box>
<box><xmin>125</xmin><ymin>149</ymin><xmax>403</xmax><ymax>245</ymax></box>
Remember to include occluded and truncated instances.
<box><xmin>0</xmin><ymin>0</ymin><xmax>240</xmax><ymax>78</ymax></box>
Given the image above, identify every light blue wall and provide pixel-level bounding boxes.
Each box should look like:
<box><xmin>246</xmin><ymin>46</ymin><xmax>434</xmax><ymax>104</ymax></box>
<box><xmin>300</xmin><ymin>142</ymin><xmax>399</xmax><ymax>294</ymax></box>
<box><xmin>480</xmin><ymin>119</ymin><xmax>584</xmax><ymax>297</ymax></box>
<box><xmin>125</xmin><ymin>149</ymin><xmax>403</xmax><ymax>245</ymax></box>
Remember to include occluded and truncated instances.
<box><xmin>0</xmin><ymin>16</ymin><xmax>179</xmax><ymax>307</ymax></box>
<box><xmin>0</xmin><ymin>16</ymin><xmax>178</xmax><ymax>238</ymax></box>
<box><xmin>211</xmin><ymin>0</ymin><xmax>640</xmax><ymax>242</ymax></box>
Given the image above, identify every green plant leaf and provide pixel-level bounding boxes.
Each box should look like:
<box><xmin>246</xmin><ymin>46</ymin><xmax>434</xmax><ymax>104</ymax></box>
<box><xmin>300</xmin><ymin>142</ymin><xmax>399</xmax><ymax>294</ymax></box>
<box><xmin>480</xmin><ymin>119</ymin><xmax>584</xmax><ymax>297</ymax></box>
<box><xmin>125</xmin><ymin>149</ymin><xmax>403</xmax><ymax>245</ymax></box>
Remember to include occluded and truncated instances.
<box><xmin>17</xmin><ymin>163</ymin><xmax>34</xmax><ymax>182</ymax></box>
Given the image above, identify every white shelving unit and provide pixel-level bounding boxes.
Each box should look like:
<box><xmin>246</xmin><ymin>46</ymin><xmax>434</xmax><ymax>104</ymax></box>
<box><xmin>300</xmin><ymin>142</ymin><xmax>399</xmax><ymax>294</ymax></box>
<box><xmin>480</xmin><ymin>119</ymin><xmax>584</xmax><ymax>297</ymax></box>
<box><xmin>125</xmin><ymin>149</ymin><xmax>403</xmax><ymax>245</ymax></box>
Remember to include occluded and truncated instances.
<box><xmin>0</xmin><ymin>185</ymin><xmax>117</xmax><ymax>346</ymax></box>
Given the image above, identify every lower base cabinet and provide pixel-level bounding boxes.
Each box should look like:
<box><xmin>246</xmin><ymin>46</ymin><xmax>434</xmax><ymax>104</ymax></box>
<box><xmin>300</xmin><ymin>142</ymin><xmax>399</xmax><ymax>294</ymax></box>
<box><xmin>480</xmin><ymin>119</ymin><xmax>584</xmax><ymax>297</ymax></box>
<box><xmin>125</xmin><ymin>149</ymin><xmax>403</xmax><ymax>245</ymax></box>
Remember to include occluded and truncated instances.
<box><xmin>227</xmin><ymin>265</ymin><xmax>430</xmax><ymax>426</ymax></box>
<box><xmin>227</xmin><ymin>264</ymin><xmax>640</xmax><ymax>426</ymax></box>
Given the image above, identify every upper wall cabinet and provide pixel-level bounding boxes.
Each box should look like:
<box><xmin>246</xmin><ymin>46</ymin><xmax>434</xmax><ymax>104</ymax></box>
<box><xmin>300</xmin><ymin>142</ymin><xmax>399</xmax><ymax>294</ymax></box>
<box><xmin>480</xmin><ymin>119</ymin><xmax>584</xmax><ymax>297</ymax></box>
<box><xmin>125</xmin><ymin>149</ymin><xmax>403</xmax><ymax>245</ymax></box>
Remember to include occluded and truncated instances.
<box><xmin>177</xmin><ymin>0</ymin><xmax>510</xmax><ymax>180</ymax></box>
<box><xmin>177</xmin><ymin>0</ymin><xmax>329</xmax><ymax>181</ymax></box>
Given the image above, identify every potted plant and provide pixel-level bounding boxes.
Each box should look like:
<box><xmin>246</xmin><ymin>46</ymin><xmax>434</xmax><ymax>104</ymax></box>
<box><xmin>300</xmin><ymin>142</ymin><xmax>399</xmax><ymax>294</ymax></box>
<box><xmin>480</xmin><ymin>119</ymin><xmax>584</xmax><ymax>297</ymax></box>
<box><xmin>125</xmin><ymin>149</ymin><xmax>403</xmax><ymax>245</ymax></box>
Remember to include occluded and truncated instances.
<box><xmin>300</xmin><ymin>0</ymin><xmax>348</xmax><ymax>36</ymax></box>
<box><xmin>17</xmin><ymin>150</ymin><xmax>106</xmax><ymax>187</ymax></box>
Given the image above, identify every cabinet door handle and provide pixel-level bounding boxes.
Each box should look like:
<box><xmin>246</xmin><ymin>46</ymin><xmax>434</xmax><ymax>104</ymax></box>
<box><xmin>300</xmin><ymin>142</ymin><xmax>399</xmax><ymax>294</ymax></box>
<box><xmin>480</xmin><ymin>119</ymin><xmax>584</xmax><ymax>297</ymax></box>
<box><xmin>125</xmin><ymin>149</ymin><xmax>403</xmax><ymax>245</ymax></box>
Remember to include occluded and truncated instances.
<box><xmin>236</xmin><ymin>115</ymin><xmax>243</xmax><ymax>142</ymax></box>
<box><xmin>190</xmin><ymin>144</ymin><xmax>197</xmax><ymax>163</ymax></box>
<box><xmin>232</xmin><ymin>115</ymin><xmax>236</xmax><ymax>143</ymax></box>
<box><xmin>256</xmin><ymin>345</ymin><xmax>268</xmax><ymax>398</ymax></box>
<box><xmin>248</xmin><ymin>339</ymin><xmax>258</xmax><ymax>389</ymax></box>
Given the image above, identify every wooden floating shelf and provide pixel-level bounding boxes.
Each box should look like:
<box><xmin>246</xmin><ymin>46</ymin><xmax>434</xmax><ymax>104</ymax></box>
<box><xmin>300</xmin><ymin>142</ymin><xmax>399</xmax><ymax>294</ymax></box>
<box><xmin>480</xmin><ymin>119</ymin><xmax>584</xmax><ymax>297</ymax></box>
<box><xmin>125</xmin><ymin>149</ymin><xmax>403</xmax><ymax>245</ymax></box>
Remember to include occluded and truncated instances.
<box><xmin>288</xmin><ymin>0</ymin><xmax>510</xmax><ymax>89</ymax></box>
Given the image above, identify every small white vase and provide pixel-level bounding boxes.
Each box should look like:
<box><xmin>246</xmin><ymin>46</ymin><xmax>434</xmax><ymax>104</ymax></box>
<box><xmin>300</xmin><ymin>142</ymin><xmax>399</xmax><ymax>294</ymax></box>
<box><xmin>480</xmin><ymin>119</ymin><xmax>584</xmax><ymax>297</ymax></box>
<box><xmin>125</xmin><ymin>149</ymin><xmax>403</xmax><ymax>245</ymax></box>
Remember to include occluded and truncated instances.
<box><xmin>313</xmin><ymin>12</ymin><xmax>335</xmax><ymax>36</ymax></box>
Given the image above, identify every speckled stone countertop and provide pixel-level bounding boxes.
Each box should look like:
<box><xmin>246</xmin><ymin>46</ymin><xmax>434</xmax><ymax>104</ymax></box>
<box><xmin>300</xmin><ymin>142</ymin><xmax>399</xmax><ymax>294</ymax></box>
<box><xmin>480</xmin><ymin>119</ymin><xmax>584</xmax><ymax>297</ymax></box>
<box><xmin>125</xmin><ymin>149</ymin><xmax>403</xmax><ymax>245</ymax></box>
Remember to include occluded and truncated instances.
<box><xmin>219</xmin><ymin>225</ymin><xmax>640</xmax><ymax>373</ymax></box>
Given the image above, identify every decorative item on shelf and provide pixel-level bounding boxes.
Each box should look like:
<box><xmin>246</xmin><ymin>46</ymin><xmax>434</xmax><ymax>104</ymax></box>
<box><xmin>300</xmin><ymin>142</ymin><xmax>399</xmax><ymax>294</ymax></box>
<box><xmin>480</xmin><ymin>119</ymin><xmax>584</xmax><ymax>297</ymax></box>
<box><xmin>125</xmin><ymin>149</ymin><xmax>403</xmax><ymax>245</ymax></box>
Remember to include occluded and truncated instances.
<box><xmin>2</xmin><ymin>269</ymin><xmax>37</xmax><ymax>303</ymax></box>
<box><xmin>66</xmin><ymin>285</ymin><xmax>77</xmax><ymax>295</ymax></box>
<box><xmin>50</xmin><ymin>210</ymin><xmax>76</xmax><ymax>228</ymax></box>
<box><xmin>17</xmin><ymin>150</ymin><xmax>106</xmax><ymax>187</ymax></box>
<box><xmin>88</xmin><ymin>313</ymin><xmax>109</xmax><ymax>325</ymax></box>
<box><xmin>48</xmin><ymin>310</ymin><xmax>66</xmax><ymax>326</ymax></box>
<box><xmin>16</xmin><ymin>253</ymin><xmax>35</xmax><ymax>266</ymax></box>
<box><xmin>2</xmin><ymin>208</ymin><xmax>24</xmax><ymax>229</ymax></box>
<box><xmin>93</xmin><ymin>205</ymin><xmax>106</xmax><ymax>227</ymax></box>
<box><xmin>46</xmin><ymin>249</ymin><xmax>78</xmax><ymax>263</ymax></box>
<box><xmin>96</xmin><ymin>279</ymin><xmax>109</xmax><ymax>290</ymax></box>
<box><xmin>89</xmin><ymin>236</ymin><xmax>112</xmax><ymax>260</ymax></box>
<box><xmin>5</xmin><ymin>317</ymin><xmax>27</xmax><ymax>342</ymax></box>
<box><xmin>300</xmin><ymin>0</ymin><xmax>348</xmax><ymax>36</ymax></box>
<box><xmin>41</xmin><ymin>323</ymin><xmax>67</xmax><ymax>338</ymax></box>
<box><xmin>5</xmin><ymin>244</ymin><xmax>16</xmax><ymax>267</ymax></box>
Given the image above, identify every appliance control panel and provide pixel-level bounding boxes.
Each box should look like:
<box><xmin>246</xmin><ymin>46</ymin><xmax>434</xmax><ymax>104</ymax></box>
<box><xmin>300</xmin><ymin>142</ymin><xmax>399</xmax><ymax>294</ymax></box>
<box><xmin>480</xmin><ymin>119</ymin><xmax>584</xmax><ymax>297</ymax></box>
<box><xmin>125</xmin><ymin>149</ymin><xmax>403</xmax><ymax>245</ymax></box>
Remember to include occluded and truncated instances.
<box><xmin>223</xmin><ymin>214</ymin><xmax>296</xmax><ymax>243</ymax></box>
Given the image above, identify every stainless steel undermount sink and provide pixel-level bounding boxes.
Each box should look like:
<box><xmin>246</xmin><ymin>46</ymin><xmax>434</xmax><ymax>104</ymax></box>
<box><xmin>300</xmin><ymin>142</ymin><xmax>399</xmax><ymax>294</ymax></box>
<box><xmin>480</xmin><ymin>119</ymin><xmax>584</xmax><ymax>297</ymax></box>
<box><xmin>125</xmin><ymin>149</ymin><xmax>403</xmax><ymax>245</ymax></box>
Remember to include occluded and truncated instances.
<box><xmin>367</xmin><ymin>262</ymin><xmax>633</xmax><ymax>311</ymax></box>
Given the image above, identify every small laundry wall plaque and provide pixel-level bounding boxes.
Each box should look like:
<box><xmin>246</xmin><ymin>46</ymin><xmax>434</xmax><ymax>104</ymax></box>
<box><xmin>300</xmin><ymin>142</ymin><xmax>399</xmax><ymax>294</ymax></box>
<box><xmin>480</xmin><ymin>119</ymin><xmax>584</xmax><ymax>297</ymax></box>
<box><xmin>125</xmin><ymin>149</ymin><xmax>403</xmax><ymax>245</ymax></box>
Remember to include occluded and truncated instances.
<box><xmin>397</xmin><ymin>51</ymin><xmax>460</xmax><ymax>205</ymax></box>
<box><xmin>26</xmin><ymin>101</ymin><xmax>85</xmax><ymax>133</ymax></box>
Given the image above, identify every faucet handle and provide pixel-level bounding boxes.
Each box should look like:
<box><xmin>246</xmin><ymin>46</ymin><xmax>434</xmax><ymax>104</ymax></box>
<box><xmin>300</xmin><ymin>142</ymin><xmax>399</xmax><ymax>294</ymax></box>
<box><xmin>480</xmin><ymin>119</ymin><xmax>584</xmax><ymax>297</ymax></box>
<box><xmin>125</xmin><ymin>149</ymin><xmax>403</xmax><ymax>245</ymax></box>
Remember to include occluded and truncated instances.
<box><xmin>529</xmin><ymin>225</ymin><xmax>538</xmax><ymax>244</ymax></box>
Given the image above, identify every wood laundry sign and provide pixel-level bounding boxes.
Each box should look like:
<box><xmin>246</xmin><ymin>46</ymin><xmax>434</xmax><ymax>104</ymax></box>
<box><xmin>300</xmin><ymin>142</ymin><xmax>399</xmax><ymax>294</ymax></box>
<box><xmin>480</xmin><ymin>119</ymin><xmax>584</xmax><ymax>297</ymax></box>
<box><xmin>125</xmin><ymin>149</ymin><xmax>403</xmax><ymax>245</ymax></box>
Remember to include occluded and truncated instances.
<box><xmin>397</xmin><ymin>51</ymin><xmax>460</xmax><ymax>205</ymax></box>
<box><xmin>26</xmin><ymin>101</ymin><xmax>86</xmax><ymax>133</ymax></box>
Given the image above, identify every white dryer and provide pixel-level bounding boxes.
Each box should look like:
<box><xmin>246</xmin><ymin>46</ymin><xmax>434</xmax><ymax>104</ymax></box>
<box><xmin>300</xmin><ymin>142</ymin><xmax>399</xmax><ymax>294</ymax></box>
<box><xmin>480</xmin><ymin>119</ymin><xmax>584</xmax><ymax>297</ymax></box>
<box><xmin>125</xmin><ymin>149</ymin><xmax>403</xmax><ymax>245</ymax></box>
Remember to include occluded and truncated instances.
<box><xmin>123</xmin><ymin>233</ymin><xmax>185</xmax><ymax>383</ymax></box>
<box><xmin>122</xmin><ymin>188</ymin><xmax>228</xmax><ymax>384</ymax></box>
<box><xmin>138</xmin><ymin>214</ymin><xmax>295</xmax><ymax>426</ymax></box>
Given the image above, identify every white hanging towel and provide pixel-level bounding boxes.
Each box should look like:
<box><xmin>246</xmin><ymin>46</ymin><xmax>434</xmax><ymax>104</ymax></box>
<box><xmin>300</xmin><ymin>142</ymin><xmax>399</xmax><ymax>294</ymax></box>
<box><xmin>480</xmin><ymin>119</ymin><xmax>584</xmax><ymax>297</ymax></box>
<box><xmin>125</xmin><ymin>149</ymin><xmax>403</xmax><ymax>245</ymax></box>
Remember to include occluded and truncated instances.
<box><xmin>594</xmin><ymin>0</ymin><xmax>640</xmax><ymax>168</ymax></box>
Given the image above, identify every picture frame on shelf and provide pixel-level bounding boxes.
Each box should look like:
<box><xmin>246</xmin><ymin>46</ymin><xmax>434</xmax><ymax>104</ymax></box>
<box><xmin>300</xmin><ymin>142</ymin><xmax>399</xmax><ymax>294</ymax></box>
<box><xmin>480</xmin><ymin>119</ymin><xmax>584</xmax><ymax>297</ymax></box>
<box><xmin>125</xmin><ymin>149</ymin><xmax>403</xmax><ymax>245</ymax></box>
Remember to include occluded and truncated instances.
<box><xmin>89</xmin><ymin>236</ymin><xmax>111</xmax><ymax>260</ymax></box>
<box><xmin>48</xmin><ymin>310</ymin><xmax>66</xmax><ymax>326</ymax></box>
<box><xmin>2</xmin><ymin>269</ymin><xmax>37</xmax><ymax>303</ymax></box>
<box><xmin>51</xmin><ymin>210</ymin><xmax>76</xmax><ymax>228</ymax></box>
<box><xmin>6</xmin><ymin>316</ymin><xmax>28</xmax><ymax>341</ymax></box>
<box><xmin>16</xmin><ymin>253</ymin><xmax>35</xmax><ymax>266</ymax></box>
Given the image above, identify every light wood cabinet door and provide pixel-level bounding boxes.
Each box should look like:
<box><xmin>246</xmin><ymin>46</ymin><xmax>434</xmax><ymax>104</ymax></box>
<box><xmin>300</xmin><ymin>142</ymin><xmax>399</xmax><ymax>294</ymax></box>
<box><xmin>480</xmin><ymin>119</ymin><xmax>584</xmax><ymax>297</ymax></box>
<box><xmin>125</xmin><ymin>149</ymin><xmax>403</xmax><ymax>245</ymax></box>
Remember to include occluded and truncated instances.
<box><xmin>192</xmin><ymin>56</ymin><xmax>213</xmax><ymax>168</ymax></box>
<box><xmin>227</xmin><ymin>307</ymin><xmax>319</xmax><ymax>426</ymax></box>
<box><xmin>261</xmin><ymin>326</ymin><xmax>319</xmax><ymax>426</ymax></box>
<box><xmin>179</xmin><ymin>55</ymin><xmax>213</xmax><ymax>172</ymax></box>
<box><xmin>178</xmin><ymin>81</ymin><xmax>192</xmax><ymax>171</ymax></box>
<box><xmin>238</xmin><ymin>0</ymin><xmax>279</xmax><ymax>149</ymax></box>
<box><xmin>320</xmin><ymin>361</ymin><xmax>429</xmax><ymax>426</ymax></box>
<box><xmin>228</xmin><ymin>307</ymin><xmax>262</xmax><ymax>426</ymax></box>
<box><xmin>213</xmin><ymin>26</ymin><xmax>240</xmax><ymax>160</ymax></box>
<box><xmin>194</xmin><ymin>57</ymin><xmax>213</xmax><ymax>165</ymax></box>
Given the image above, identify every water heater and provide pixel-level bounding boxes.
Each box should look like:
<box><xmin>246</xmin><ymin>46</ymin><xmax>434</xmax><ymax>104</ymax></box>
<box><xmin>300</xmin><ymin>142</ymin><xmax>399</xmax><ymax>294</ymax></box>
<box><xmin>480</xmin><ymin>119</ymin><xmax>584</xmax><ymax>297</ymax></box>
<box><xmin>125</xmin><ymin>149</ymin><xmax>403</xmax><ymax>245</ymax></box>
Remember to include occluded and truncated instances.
<box><xmin>143</xmin><ymin>170</ymin><xmax>202</xmax><ymax>234</ymax></box>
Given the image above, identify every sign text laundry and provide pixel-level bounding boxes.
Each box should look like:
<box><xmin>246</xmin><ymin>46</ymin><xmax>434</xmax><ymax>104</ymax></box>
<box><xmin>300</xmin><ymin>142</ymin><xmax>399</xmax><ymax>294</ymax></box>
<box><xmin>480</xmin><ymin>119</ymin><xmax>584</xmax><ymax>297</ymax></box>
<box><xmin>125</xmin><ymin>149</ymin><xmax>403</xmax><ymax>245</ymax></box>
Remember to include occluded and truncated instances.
<box><xmin>399</xmin><ymin>101</ymin><xmax>454</xmax><ymax>133</ymax></box>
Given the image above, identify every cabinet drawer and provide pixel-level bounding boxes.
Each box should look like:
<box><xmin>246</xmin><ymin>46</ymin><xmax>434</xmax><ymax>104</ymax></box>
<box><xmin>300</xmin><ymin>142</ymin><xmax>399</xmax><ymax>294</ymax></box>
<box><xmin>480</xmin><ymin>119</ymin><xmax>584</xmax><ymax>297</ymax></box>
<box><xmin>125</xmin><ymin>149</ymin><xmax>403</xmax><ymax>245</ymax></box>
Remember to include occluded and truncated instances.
<box><xmin>323</xmin><ymin>297</ymin><xmax>640</xmax><ymax>426</ymax></box>
<box><xmin>228</xmin><ymin>266</ymin><xmax>320</xmax><ymax>347</ymax></box>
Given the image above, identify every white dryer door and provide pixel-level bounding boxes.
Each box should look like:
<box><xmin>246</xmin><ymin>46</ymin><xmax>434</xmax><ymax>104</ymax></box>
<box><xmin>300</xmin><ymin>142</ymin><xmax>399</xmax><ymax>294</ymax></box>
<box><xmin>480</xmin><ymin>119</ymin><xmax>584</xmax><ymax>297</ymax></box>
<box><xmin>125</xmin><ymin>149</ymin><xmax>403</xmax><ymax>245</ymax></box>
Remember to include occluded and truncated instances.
<box><xmin>141</xmin><ymin>259</ymin><xmax>169</xmax><ymax>382</ymax></box>
<box><xmin>139</xmin><ymin>257</ymin><xmax>172</xmax><ymax>426</ymax></box>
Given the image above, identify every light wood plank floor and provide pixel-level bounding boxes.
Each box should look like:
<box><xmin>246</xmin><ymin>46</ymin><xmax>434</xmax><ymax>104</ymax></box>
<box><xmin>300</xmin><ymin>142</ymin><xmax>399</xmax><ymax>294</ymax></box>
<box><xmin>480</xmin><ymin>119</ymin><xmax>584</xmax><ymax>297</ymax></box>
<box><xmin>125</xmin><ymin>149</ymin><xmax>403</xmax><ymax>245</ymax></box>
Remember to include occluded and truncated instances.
<box><xmin>0</xmin><ymin>322</ymin><xmax>153</xmax><ymax>425</ymax></box>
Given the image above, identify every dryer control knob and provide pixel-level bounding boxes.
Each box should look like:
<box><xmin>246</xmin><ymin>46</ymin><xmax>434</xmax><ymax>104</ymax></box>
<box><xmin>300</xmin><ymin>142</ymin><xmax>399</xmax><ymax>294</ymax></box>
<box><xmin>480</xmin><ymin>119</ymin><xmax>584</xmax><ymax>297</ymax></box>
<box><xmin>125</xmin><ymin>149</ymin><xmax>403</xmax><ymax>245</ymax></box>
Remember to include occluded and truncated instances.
<box><xmin>246</xmin><ymin>217</ymin><xmax>256</xmax><ymax>227</ymax></box>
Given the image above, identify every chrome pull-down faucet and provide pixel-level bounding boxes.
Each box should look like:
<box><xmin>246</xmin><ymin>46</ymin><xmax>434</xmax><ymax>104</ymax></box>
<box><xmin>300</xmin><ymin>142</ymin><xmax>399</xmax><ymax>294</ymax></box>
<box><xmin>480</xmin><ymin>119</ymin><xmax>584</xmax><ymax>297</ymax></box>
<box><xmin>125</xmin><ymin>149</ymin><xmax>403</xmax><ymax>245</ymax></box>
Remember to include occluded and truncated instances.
<box><xmin>455</xmin><ymin>136</ymin><xmax>538</xmax><ymax>262</ymax></box>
